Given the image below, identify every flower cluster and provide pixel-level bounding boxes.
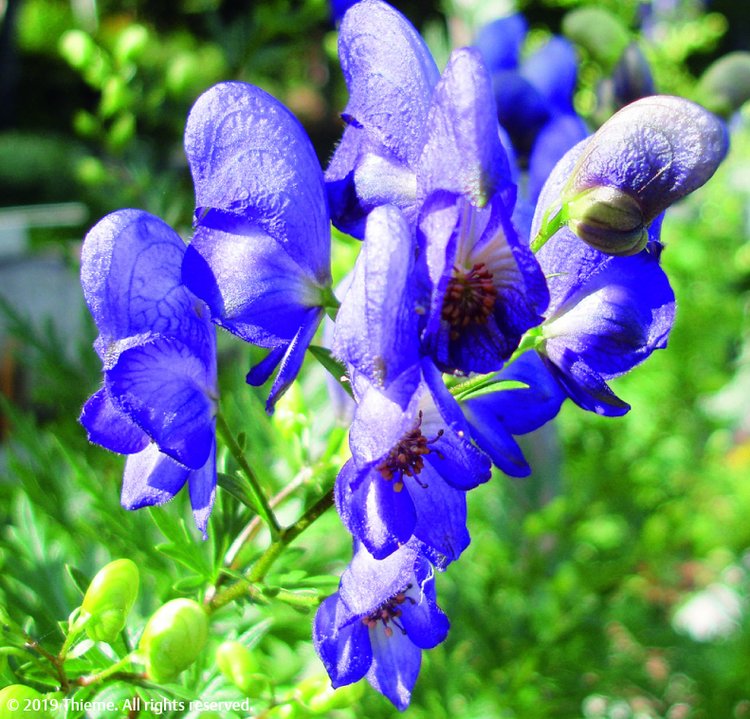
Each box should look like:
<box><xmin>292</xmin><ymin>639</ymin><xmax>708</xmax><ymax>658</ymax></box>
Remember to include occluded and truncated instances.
<box><xmin>79</xmin><ymin>0</ymin><xmax>728</xmax><ymax>710</ymax></box>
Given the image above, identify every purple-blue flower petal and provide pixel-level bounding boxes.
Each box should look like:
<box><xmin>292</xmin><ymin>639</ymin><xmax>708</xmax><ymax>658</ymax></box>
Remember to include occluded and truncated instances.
<box><xmin>81</xmin><ymin>210</ymin><xmax>205</xmax><ymax>348</ymax></box>
<box><xmin>313</xmin><ymin>594</ymin><xmax>373</xmax><ymax>688</ymax></box>
<box><xmin>398</xmin><ymin>557</ymin><xmax>450</xmax><ymax>649</ymax></box>
<box><xmin>521</xmin><ymin>37</ymin><xmax>578</xmax><ymax>117</ymax></box>
<box><xmin>188</xmin><ymin>440</ymin><xmax>216</xmax><ymax>538</ymax></box>
<box><xmin>367</xmin><ymin>625</ymin><xmax>422</xmax><ymax>711</ymax></box>
<box><xmin>528</xmin><ymin>114</ymin><xmax>589</xmax><ymax>203</ymax></box>
<box><xmin>105</xmin><ymin>336</ymin><xmax>216</xmax><ymax>469</ymax></box>
<box><xmin>333</xmin><ymin>205</ymin><xmax>420</xmax><ymax>390</ymax></box>
<box><xmin>121</xmin><ymin>444</ymin><xmax>190</xmax><ymax>510</ymax></box>
<box><xmin>182</xmin><ymin>217</ymin><xmax>323</xmax><ymax>347</ymax></box>
<box><xmin>474</xmin><ymin>14</ymin><xmax>527</xmax><ymax>73</ymax></box>
<box><xmin>463</xmin><ymin>351</ymin><xmax>565</xmax><ymax>475</ymax></box>
<box><xmin>561</xmin><ymin>95</ymin><xmax>729</xmax><ymax>223</ymax></box>
<box><xmin>336</xmin><ymin>0</ymin><xmax>439</xmax><ymax>168</ymax></box>
<box><xmin>79</xmin><ymin>387</ymin><xmax>149</xmax><ymax>455</ymax></box>
<box><xmin>409</xmin><ymin>464</ymin><xmax>470</xmax><ymax>564</ymax></box>
<box><xmin>418</xmin><ymin>47</ymin><xmax>513</xmax><ymax>207</ymax></box>
<box><xmin>336</xmin><ymin>461</ymin><xmax>417</xmax><ymax>561</ymax></box>
<box><xmin>185</xmin><ymin>81</ymin><xmax>330</xmax><ymax>283</ymax></box>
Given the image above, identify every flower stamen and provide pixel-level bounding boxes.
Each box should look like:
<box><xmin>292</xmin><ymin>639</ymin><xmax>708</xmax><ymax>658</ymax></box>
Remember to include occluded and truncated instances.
<box><xmin>441</xmin><ymin>262</ymin><xmax>498</xmax><ymax>340</ymax></box>
<box><xmin>376</xmin><ymin>412</ymin><xmax>444</xmax><ymax>491</ymax></box>
<box><xmin>362</xmin><ymin>586</ymin><xmax>416</xmax><ymax>637</ymax></box>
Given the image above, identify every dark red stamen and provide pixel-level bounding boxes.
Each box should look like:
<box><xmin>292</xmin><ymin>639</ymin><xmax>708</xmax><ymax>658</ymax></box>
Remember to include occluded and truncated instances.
<box><xmin>376</xmin><ymin>412</ymin><xmax>444</xmax><ymax>491</ymax></box>
<box><xmin>362</xmin><ymin>586</ymin><xmax>416</xmax><ymax>636</ymax></box>
<box><xmin>441</xmin><ymin>262</ymin><xmax>497</xmax><ymax>340</ymax></box>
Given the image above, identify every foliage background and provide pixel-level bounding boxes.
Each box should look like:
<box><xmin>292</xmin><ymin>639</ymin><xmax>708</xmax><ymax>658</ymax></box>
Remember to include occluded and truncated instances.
<box><xmin>1</xmin><ymin>0</ymin><xmax>750</xmax><ymax>717</ymax></box>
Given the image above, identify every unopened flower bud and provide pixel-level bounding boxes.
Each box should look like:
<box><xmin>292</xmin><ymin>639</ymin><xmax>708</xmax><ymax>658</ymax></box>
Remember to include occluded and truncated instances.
<box><xmin>565</xmin><ymin>185</ymin><xmax>648</xmax><ymax>256</ymax></box>
<box><xmin>296</xmin><ymin>675</ymin><xmax>365</xmax><ymax>714</ymax></box>
<box><xmin>81</xmin><ymin>558</ymin><xmax>139</xmax><ymax>643</ymax></box>
<box><xmin>138</xmin><ymin>598</ymin><xmax>208</xmax><ymax>682</ymax></box>
<box><xmin>215</xmin><ymin>640</ymin><xmax>268</xmax><ymax>696</ymax></box>
<box><xmin>558</xmin><ymin>95</ymin><xmax>728</xmax><ymax>255</ymax></box>
<box><xmin>0</xmin><ymin>685</ymin><xmax>53</xmax><ymax>719</ymax></box>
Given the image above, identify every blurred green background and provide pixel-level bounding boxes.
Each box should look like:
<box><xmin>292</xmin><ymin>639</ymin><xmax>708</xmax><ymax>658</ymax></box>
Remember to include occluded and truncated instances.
<box><xmin>1</xmin><ymin>0</ymin><xmax>750</xmax><ymax>717</ymax></box>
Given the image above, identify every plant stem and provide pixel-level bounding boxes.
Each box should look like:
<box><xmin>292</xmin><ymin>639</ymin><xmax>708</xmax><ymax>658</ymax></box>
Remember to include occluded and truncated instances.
<box><xmin>216</xmin><ymin>413</ymin><xmax>281</xmax><ymax>539</ymax></box>
<box><xmin>207</xmin><ymin>488</ymin><xmax>335</xmax><ymax>613</ymax></box>
<box><xmin>530</xmin><ymin>205</ymin><xmax>565</xmax><ymax>253</ymax></box>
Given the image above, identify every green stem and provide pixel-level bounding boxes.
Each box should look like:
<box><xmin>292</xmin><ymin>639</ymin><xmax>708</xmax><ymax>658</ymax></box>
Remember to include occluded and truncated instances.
<box><xmin>216</xmin><ymin>413</ymin><xmax>281</xmax><ymax>539</ymax></box>
<box><xmin>76</xmin><ymin>653</ymin><xmax>139</xmax><ymax>686</ymax></box>
<box><xmin>208</xmin><ymin>488</ymin><xmax>334</xmax><ymax>613</ymax></box>
<box><xmin>530</xmin><ymin>205</ymin><xmax>566</xmax><ymax>253</ymax></box>
<box><xmin>449</xmin><ymin>330</ymin><xmax>543</xmax><ymax>402</ymax></box>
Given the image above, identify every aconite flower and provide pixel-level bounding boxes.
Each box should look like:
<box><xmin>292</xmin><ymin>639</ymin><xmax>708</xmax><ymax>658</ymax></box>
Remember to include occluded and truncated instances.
<box><xmin>80</xmin><ymin>210</ymin><xmax>218</xmax><ymax>535</ymax></box>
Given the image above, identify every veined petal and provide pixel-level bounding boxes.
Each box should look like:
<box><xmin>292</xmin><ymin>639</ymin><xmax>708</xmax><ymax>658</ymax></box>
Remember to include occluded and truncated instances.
<box><xmin>314</xmin><ymin>594</ymin><xmax>373</xmax><ymax>688</ymax></box>
<box><xmin>419</xmin><ymin>47</ymin><xmax>513</xmax><ymax>207</ymax></box>
<box><xmin>337</xmin><ymin>0</ymin><xmax>439</xmax><ymax>168</ymax></box>
<box><xmin>182</xmin><ymin>213</ymin><xmax>323</xmax><ymax>347</ymax></box>
<box><xmin>367</xmin><ymin>624</ymin><xmax>421</xmax><ymax>711</ymax></box>
<box><xmin>80</xmin><ymin>387</ymin><xmax>149</xmax><ymax>455</ymax></box>
<box><xmin>106</xmin><ymin>335</ymin><xmax>216</xmax><ymax>470</ymax></box>
<box><xmin>562</xmin><ymin>96</ymin><xmax>729</xmax><ymax>224</ymax></box>
<box><xmin>81</xmin><ymin>210</ymin><xmax>205</xmax><ymax>346</ymax></box>
<box><xmin>121</xmin><ymin>444</ymin><xmax>190</xmax><ymax>510</ymax></box>
<box><xmin>185</xmin><ymin>81</ymin><xmax>330</xmax><ymax>283</ymax></box>
<box><xmin>333</xmin><ymin>205</ymin><xmax>420</xmax><ymax>388</ymax></box>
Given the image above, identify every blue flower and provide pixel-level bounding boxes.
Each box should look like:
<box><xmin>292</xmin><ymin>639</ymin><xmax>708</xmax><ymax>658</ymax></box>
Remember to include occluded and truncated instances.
<box><xmin>327</xmin><ymin>1</ymin><xmax>549</xmax><ymax>373</ymax></box>
<box><xmin>181</xmin><ymin>81</ymin><xmax>333</xmax><ymax>411</ymax></box>
<box><xmin>553</xmin><ymin>95</ymin><xmax>729</xmax><ymax>256</ymax></box>
<box><xmin>333</xmin><ymin>205</ymin><xmax>491</xmax><ymax>565</ymax></box>
<box><xmin>79</xmin><ymin>210</ymin><xmax>217</xmax><ymax>536</ymax></box>
<box><xmin>530</xmin><ymin>141</ymin><xmax>675</xmax><ymax>416</ymax></box>
<box><xmin>313</xmin><ymin>539</ymin><xmax>449</xmax><ymax>711</ymax></box>
<box><xmin>474</xmin><ymin>14</ymin><xmax>588</xmax><ymax>162</ymax></box>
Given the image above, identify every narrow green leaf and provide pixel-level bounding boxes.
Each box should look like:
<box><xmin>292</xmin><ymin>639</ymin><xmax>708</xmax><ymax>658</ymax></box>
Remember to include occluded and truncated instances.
<box><xmin>308</xmin><ymin>345</ymin><xmax>353</xmax><ymax>398</ymax></box>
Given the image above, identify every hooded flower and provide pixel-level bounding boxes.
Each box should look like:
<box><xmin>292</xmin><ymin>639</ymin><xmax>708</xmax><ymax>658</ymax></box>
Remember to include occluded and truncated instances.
<box><xmin>474</xmin><ymin>13</ymin><xmax>588</xmax><ymax>163</ymax></box>
<box><xmin>181</xmin><ymin>81</ymin><xmax>333</xmax><ymax>411</ymax></box>
<box><xmin>333</xmin><ymin>205</ymin><xmax>491</xmax><ymax>565</ymax></box>
<box><xmin>551</xmin><ymin>95</ymin><xmax>729</xmax><ymax>256</ymax></box>
<box><xmin>530</xmin><ymin>139</ymin><xmax>675</xmax><ymax>415</ymax></box>
<box><xmin>328</xmin><ymin>0</ymin><xmax>548</xmax><ymax>373</ymax></box>
<box><xmin>79</xmin><ymin>209</ymin><xmax>217</xmax><ymax>535</ymax></box>
<box><xmin>313</xmin><ymin>539</ymin><xmax>450</xmax><ymax>711</ymax></box>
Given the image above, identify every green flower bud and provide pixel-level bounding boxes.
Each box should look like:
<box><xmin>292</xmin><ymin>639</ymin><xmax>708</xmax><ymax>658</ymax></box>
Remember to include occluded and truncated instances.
<box><xmin>0</xmin><ymin>685</ymin><xmax>53</xmax><ymax>719</ymax></box>
<box><xmin>138</xmin><ymin>598</ymin><xmax>208</xmax><ymax>682</ymax></box>
<box><xmin>296</xmin><ymin>675</ymin><xmax>365</xmax><ymax>714</ymax></box>
<box><xmin>215</xmin><ymin>640</ymin><xmax>268</xmax><ymax>697</ymax></box>
<box><xmin>81</xmin><ymin>558</ymin><xmax>139</xmax><ymax>643</ymax></box>
<box><xmin>564</xmin><ymin>185</ymin><xmax>648</xmax><ymax>256</ymax></box>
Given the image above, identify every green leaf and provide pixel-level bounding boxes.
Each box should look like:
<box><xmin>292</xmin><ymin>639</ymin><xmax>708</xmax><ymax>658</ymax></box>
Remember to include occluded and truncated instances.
<box><xmin>217</xmin><ymin>472</ymin><xmax>260</xmax><ymax>513</ymax></box>
<box><xmin>452</xmin><ymin>379</ymin><xmax>529</xmax><ymax>403</ymax></box>
<box><xmin>66</xmin><ymin>565</ymin><xmax>92</xmax><ymax>596</ymax></box>
<box><xmin>308</xmin><ymin>345</ymin><xmax>353</xmax><ymax>398</ymax></box>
